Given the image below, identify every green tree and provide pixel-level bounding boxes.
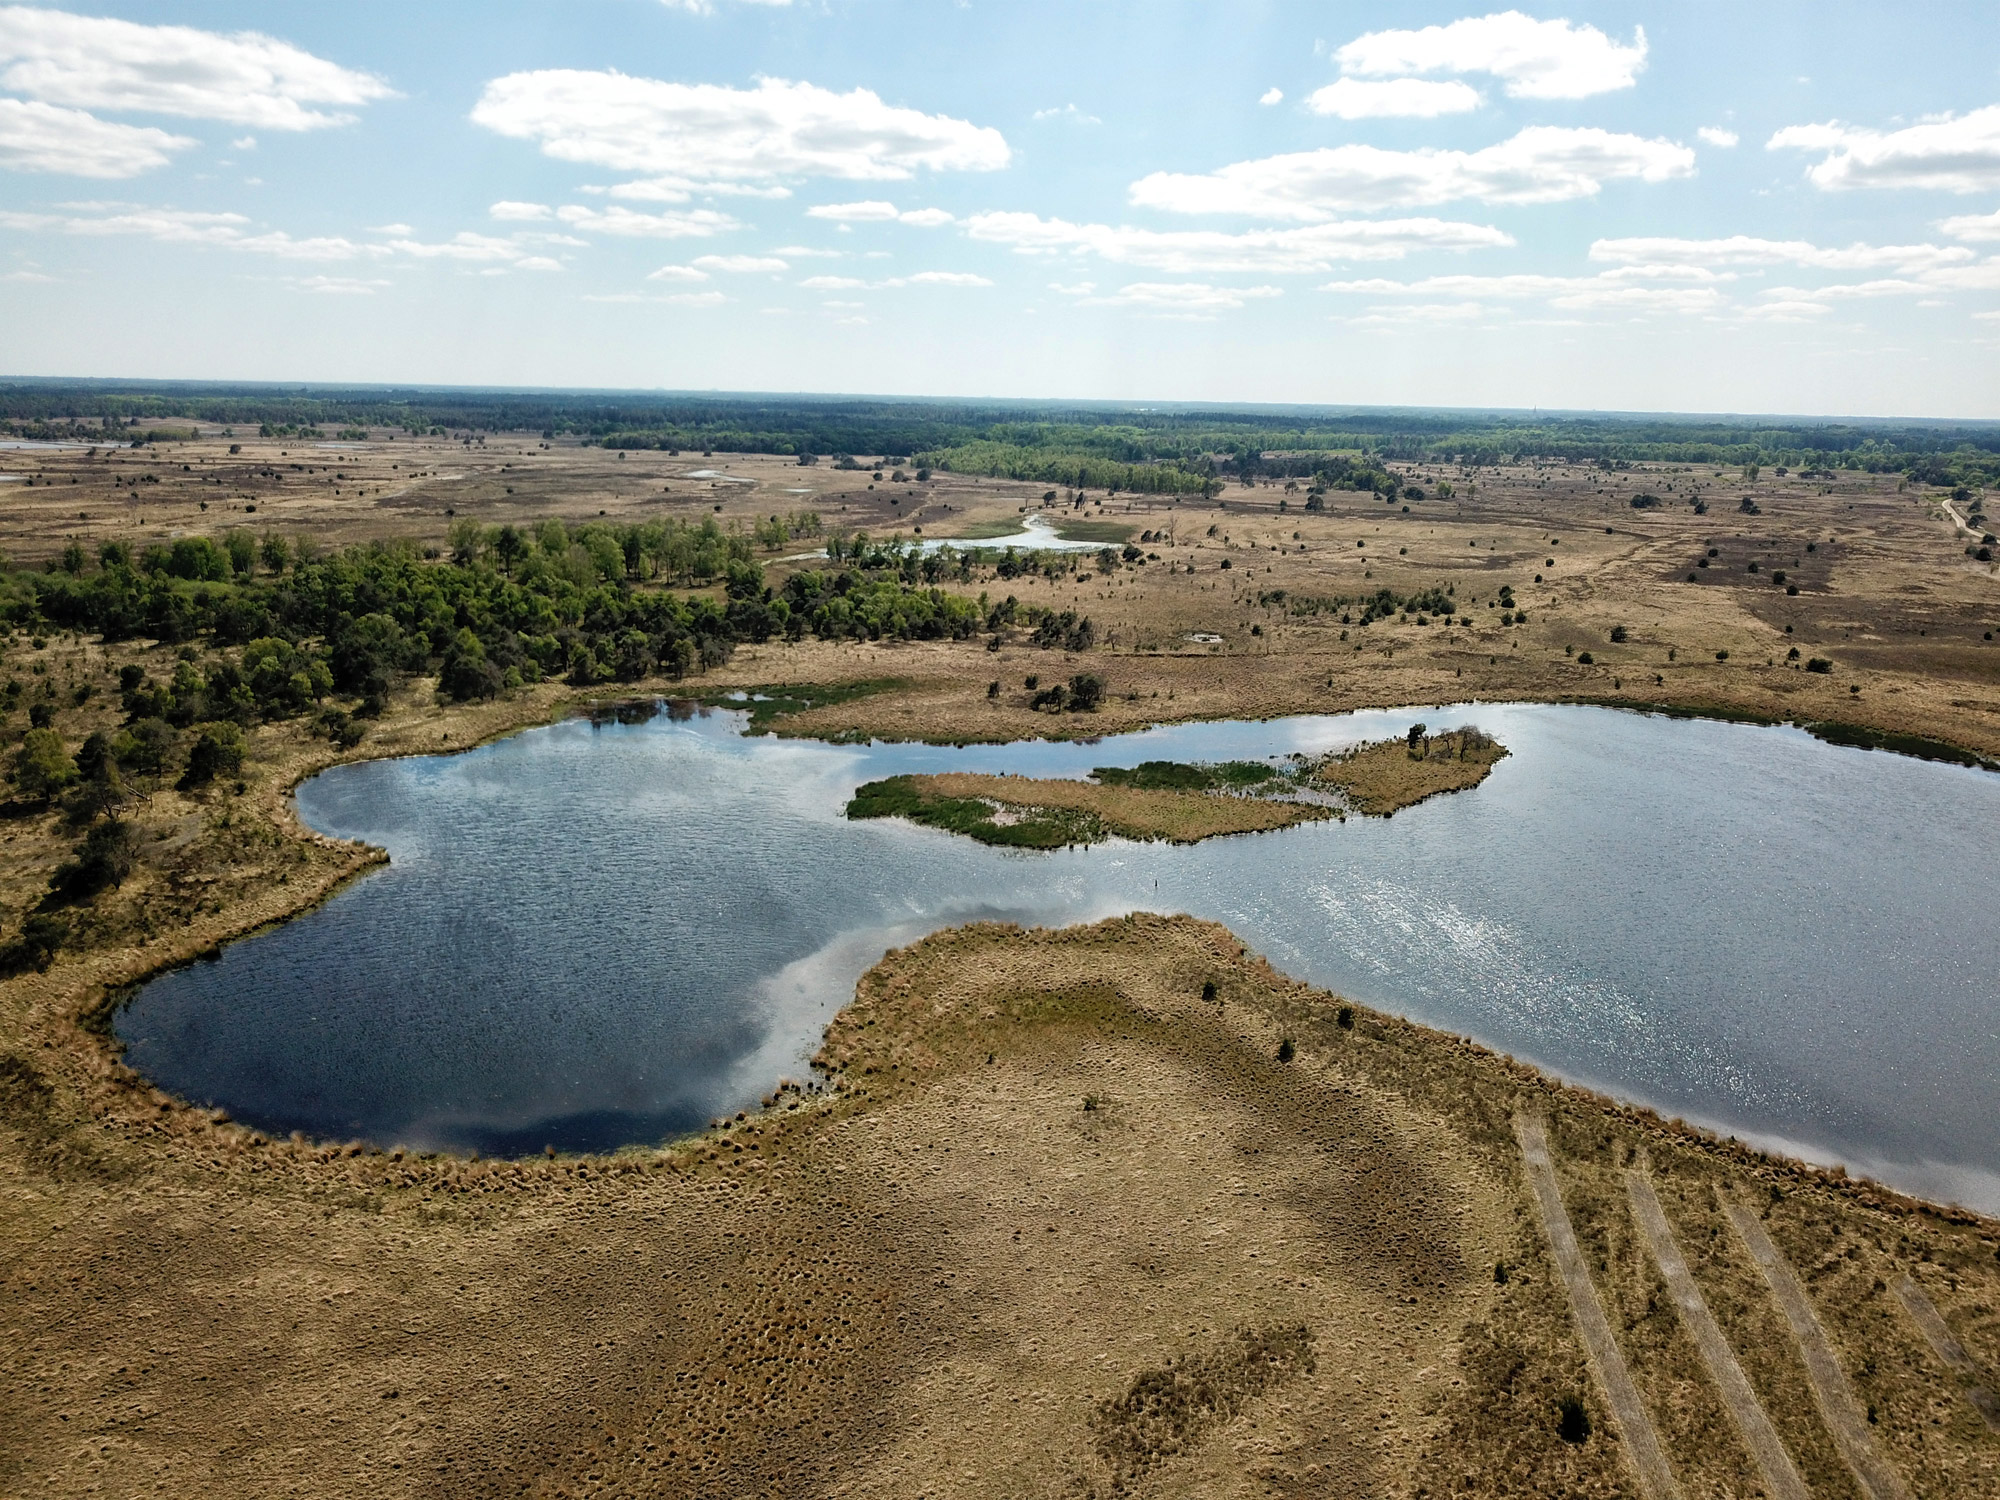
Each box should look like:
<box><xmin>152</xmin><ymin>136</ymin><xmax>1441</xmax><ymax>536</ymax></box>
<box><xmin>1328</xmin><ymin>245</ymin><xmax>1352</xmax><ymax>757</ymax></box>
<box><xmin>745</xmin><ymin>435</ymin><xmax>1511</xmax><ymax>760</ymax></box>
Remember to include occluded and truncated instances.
<box><xmin>439</xmin><ymin>627</ymin><xmax>500</xmax><ymax>701</ymax></box>
<box><xmin>13</xmin><ymin>728</ymin><xmax>76</xmax><ymax>801</ymax></box>
<box><xmin>180</xmin><ymin>723</ymin><xmax>245</xmax><ymax>788</ymax></box>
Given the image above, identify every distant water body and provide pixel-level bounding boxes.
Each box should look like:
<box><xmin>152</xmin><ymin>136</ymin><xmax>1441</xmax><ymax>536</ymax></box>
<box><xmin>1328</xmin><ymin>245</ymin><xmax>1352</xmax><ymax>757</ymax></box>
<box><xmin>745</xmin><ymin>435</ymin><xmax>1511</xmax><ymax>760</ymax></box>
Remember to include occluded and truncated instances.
<box><xmin>117</xmin><ymin>702</ymin><xmax>2000</xmax><ymax>1211</ymax></box>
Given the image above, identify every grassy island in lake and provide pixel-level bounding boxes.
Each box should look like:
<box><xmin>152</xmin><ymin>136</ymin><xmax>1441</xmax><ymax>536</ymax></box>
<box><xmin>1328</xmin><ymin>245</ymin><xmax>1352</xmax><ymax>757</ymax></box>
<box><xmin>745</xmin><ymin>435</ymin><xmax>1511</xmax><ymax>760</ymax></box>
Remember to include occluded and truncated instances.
<box><xmin>1312</xmin><ymin>724</ymin><xmax>1508</xmax><ymax>816</ymax></box>
<box><xmin>846</xmin><ymin>767</ymin><xmax>1338</xmax><ymax>847</ymax></box>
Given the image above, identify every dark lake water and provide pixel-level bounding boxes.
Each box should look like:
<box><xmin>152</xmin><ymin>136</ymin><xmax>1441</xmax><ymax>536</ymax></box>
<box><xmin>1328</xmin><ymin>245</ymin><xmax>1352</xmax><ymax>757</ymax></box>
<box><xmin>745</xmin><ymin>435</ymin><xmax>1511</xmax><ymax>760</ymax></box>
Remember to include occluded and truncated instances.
<box><xmin>117</xmin><ymin>702</ymin><xmax>2000</xmax><ymax>1211</ymax></box>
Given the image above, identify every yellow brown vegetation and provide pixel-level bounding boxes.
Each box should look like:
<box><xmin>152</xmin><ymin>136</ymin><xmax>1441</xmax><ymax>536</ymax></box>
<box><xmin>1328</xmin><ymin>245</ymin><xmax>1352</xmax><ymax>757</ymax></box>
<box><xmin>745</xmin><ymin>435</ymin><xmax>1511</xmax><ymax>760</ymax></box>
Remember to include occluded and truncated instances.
<box><xmin>1312</xmin><ymin>726</ymin><xmax>1509</xmax><ymax>816</ymax></box>
<box><xmin>11</xmin><ymin>917</ymin><xmax>1994</xmax><ymax>1496</ymax></box>
<box><xmin>910</xmin><ymin>769</ymin><xmax>1338</xmax><ymax>844</ymax></box>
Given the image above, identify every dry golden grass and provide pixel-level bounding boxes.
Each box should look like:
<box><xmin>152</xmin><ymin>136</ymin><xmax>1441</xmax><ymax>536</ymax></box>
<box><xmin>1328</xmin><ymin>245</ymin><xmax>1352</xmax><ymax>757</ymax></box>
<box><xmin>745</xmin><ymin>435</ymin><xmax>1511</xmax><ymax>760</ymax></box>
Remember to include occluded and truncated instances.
<box><xmin>907</xmin><ymin>769</ymin><xmax>1339</xmax><ymax>843</ymax></box>
<box><xmin>1312</xmin><ymin>727</ymin><xmax>1509</xmax><ymax>816</ymax></box>
<box><xmin>2</xmin><ymin>435</ymin><xmax>1999</xmax><ymax>1496</ymax></box>
<box><xmin>12</xmin><ymin>916</ymin><xmax>1995</xmax><ymax>1497</ymax></box>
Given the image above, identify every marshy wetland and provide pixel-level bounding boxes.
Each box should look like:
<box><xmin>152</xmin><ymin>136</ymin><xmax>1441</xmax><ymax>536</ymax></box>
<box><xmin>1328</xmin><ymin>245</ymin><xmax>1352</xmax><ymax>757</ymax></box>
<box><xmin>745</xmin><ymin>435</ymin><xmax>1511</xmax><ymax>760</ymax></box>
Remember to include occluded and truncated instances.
<box><xmin>5</xmin><ymin>411</ymin><xmax>2000</xmax><ymax>1498</ymax></box>
<box><xmin>117</xmin><ymin>700</ymin><xmax>2000</xmax><ymax>1213</ymax></box>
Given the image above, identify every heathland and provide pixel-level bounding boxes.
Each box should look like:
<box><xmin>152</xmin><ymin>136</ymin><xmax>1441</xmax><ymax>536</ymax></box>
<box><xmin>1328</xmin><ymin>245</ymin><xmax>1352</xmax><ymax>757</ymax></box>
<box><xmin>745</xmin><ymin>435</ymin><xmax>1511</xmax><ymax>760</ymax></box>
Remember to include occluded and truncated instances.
<box><xmin>1</xmin><ymin>388</ymin><xmax>1997</xmax><ymax>1497</ymax></box>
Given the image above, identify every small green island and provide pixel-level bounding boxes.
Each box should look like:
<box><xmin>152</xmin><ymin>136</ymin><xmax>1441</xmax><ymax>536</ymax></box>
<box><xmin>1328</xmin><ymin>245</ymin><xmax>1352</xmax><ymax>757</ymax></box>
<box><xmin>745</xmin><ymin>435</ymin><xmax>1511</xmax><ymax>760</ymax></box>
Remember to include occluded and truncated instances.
<box><xmin>846</xmin><ymin>727</ymin><xmax>1507</xmax><ymax>848</ymax></box>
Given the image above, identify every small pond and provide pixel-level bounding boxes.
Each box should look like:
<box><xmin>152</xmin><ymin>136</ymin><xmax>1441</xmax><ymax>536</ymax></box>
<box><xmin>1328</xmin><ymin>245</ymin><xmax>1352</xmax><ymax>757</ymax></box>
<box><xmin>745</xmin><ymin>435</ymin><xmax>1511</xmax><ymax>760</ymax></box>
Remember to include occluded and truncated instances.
<box><xmin>116</xmin><ymin>702</ymin><xmax>2000</xmax><ymax>1210</ymax></box>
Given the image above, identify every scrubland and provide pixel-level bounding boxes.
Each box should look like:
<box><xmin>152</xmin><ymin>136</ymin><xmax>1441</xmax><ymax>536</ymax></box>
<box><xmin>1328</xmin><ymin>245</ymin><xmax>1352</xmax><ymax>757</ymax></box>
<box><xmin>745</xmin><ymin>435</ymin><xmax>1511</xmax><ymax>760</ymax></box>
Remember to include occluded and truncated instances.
<box><xmin>0</xmin><ymin>430</ymin><xmax>1996</xmax><ymax>1496</ymax></box>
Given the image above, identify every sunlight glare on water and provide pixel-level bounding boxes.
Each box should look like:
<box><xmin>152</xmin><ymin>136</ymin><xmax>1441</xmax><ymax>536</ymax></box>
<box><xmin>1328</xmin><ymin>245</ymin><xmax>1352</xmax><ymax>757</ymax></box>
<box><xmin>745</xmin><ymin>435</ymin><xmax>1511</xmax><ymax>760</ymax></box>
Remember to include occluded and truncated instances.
<box><xmin>116</xmin><ymin>701</ymin><xmax>2000</xmax><ymax>1210</ymax></box>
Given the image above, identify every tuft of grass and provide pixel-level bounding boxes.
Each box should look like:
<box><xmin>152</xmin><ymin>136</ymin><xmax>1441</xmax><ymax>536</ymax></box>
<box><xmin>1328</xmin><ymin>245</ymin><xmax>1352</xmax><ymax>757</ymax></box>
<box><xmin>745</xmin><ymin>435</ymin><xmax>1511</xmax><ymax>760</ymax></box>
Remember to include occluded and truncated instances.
<box><xmin>701</xmin><ymin>678</ymin><xmax>908</xmax><ymax>735</ymax></box>
<box><xmin>846</xmin><ymin>775</ymin><xmax>1103</xmax><ymax>849</ymax></box>
<box><xmin>1052</xmin><ymin>518</ymin><xmax>1137</xmax><ymax>544</ymax></box>
<box><xmin>1092</xmin><ymin>759</ymin><xmax>1279</xmax><ymax>791</ymax></box>
<box><xmin>1804</xmin><ymin>720</ymin><xmax>1999</xmax><ymax>771</ymax></box>
<box><xmin>1089</xmin><ymin>1325</ymin><xmax>1316</xmax><ymax>1494</ymax></box>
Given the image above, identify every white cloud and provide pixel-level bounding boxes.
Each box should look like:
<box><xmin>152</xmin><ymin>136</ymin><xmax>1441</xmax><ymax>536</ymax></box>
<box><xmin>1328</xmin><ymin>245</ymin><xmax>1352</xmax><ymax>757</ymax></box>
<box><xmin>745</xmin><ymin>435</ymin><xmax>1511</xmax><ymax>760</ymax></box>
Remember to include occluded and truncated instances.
<box><xmin>230</xmin><ymin>136</ymin><xmax>256</xmax><ymax>152</ymax></box>
<box><xmin>368</xmin><ymin>222</ymin><xmax>413</xmax><ymax>236</ymax></box>
<box><xmin>0</xmin><ymin>96</ymin><xmax>192</xmax><ymax>177</ymax></box>
<box><xmin>0</xmin><ymin>6</ymin><xmax>392</xmax><ymax>130</ymax></box>
<box><xmin>553</xmin><ymin>204</ymin><xmax>739</xmax><ymax>238</ymax></box>
<box><xmin>1348</xmin><ymin>301</ymin><xmax>1491</xmax><ymax>326</ymax></box>
<box><xmin>769</xmin><ymin>243</ymin><xmax>842</xmax><ymax>257</ymax></box>
<box><xmin>794</xmin><ymin>268</ymin><xmax>991</xmax><ymax>291</ymax></box>
<box><xmin>1740</xmin><ymin>300</ymin><xmax>1830</xmax><ymax>322</ymax></box>
<box><xmin>1259</xmin><ymin>88</ymin><xmax>1283</xmax><ymax>107</ymax></box>
<box><xmin>489</xmin><ymin>201</ymin><xmax>552</xmax><ymax>221</ymax></box>
<box><xmin>808</xmin><ymin>199</ymin><xmax>899</xmax><ymax>221</ymax></box>
<box><xmin>692</xmin><ymin>253</ymin><xmax>787</xmax><ymax>272</ymax></box>
<box><xmin>1032</xmin><ymin>103</ymin><xmax>1100</xmax><ymax>125</ymax></box>
<box><xmin>1940</xmin><ymin>208</ymin><xmax>2000</xmax><ymax>242</ymax></box>
<box><xmin>1321</xmin><ymin>267</ymin><xmax>1725</xmax><ymax>316</ymax></box>
<box><xmin>1049</xmin><ymin>280</ymin><xmax>1096</xmax><ymax>296</ymax></box>
<box><xmin>1759</xmin><ymin>279</ymin><xmax>1926</xmax><ymax>300</ymax></box>
<box><xmin>1769</xmin><ymin>105</ymin><xmax>2000</xmax><ymax>193</ymax></box>
<box><xmin>647</xmin><ymin>264</ymin><xmax>710</xmax><ymax>282</ymax></box>
<box><xmin>0</xmin><ymin>203</ymin><xmax>370</xmax><ymax>258</ymax></box>
<box><xmin>596</xmin><ymin>175</ymin><xmax>791</xmax><ymax>202</ymax></box>
<box><xmin>293</xmin><ymin>274</ymin><xmax>388</xmax><ymax>295</ymax></box>
<box><xmin>1091</xmin><ymin>282</ymin><xmax>1283</xmax><ymax>317</ymax></box>
<box><xmin>471</xmin><ymin>72</ymin><xmax>1009</xmax><ymax>188</ymax></box>
<box><xmin>1589</xmin><ymin>235</ymin><xmax>1973</xmax><ymax>273</ymax></box>
<box><xmin>514</xmin><ymin>256</ymin><xmax>561</xmax><ymax>272</ymax></box>
<box><xmin>388</xmin><ymin>231</ymin><xmax>527</xmax><ymax>263</ymax></box>
<box><xmin>658</xmin><ymin>0</ymin><xmax>792</xmax><ymax>12</ymax></box>
<box><xmin>1306</xmin><ymin>78</ymin><xmax>1481</xmax><ymax>120</ymax></box>
<box><xmin>806</xmin><ymin>199</ymin><xmax>954</xmax><ymax>226</ymax></box>
<box><xmin>1129</xmin><ymin>127</ymin><xmax>1693</xmax><ymax>217</ymax></box>
<box><xmin>583</xmin><ymin>288</ymin><xmax>729</xmax><ymax>306</ymax></box>
<box><xmin>965</xmin><ymin>210</ymin><xmax>1512</xmax><ymax>273</ymax></box>
<box><xmin>1697</xmin><ymin>127</ymin><xmax>1739</xmax><ymax>148</ymax></box>
<box><xmin>1335</xmin><ymin>12</ymin><xmax>1647</xmax><ymax>100</ymax></box>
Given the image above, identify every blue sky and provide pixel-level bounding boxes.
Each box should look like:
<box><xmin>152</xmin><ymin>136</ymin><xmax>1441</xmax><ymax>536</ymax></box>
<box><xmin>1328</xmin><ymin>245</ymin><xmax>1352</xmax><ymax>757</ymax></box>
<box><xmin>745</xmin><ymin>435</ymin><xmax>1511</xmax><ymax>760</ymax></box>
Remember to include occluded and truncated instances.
<box><xmin>1</xmin><ymin>2</ymin><xmax>1997</xmax><ymax>416</ymax></box>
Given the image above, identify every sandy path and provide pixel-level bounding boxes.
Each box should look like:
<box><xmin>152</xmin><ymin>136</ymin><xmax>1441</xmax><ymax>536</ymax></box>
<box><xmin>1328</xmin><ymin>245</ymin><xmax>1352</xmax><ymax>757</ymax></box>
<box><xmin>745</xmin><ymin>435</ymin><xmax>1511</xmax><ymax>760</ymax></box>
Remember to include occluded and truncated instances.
<box><xmin>1893</xmin><ymin>1274</ymin><xmax>2000</xmax><ymax>1432</ymax></box>
<box><xmin>1514</xmin><ymin>1118</ymin><xmax>1684</xmax><ymax>1500</ymax></box>
<box><xmin>1627</xmin><ymin>1172</ymin><xmax>1807</xmax><ymax>1500</ymax></box>
<box><xmin>1722</xmin><ymin>1196</ymin><xmax>1913</xmax><ymax>1500</ymax></box>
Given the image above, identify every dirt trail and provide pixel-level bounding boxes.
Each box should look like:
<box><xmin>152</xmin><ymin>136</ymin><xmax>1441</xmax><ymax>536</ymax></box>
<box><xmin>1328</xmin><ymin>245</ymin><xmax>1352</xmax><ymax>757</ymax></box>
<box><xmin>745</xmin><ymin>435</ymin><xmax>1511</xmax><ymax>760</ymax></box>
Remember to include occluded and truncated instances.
<box><xmin>1723</xmin><ymin>1196</ymin><xmax>1914</xmax><ymax>1500</ymax></box>
<box><xmin>1514</xmin><ymin>1117</ymin><xmax>1684</xmax><ymax>1500</ymax></box>
<box><xmin>1627</xmin><ymin>1171</ymin><xmax>1808</xmax><ymax>1500</ymax></box>
<box><xmin>1894</xmin><ymin>1274</ymin><xmax>2000</xmax><ymax>1432</ymax></box>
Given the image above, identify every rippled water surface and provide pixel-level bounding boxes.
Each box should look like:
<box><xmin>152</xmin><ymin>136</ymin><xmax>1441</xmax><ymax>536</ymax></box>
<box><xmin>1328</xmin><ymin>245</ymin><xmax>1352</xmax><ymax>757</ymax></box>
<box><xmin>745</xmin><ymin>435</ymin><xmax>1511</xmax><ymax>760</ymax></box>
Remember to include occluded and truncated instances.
<box><xmin>118</xmin><ymin>702</ymin><xmax>2000</xmax><ymax>1208</ymax></box>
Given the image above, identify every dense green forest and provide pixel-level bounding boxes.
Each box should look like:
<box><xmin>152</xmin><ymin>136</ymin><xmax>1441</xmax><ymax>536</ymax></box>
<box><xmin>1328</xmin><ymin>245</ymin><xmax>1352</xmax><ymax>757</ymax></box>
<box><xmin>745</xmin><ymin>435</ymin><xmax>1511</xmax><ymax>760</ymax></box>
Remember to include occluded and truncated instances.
<box><xmin>3</xmin><ymin>382</ymin><xmax>1995</xmax><ymax>489</ymax></box>
<box><xmin>0</xmin><ymin>519</ymin><xmax>1007</xmax><ymax>750</ymax></box>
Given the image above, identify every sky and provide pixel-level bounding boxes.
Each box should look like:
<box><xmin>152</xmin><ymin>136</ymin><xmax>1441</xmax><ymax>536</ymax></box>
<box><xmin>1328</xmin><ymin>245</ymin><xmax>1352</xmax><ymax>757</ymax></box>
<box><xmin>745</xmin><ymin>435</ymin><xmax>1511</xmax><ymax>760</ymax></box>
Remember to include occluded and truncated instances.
<box><xmin>1</xmin><ymin>2</ymin><xmax>1997</xmax><ymax>418</ymax></box>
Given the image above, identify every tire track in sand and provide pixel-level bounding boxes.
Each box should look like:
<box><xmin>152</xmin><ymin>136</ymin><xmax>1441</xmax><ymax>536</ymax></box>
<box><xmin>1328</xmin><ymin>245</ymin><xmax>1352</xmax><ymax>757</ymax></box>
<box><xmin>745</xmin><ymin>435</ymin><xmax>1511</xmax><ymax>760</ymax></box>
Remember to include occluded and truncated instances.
<box><xmin>1721</xmin><ymin>1195</ymin><xmax>1912</xmax><ymax>1500</ymax></box>
<box><xmin>1893</xmin><ymin>1274</ymin><xmax>2000</xmax><ymax>1432</ymax></box>
<box><xmin>1514</xmin><ymin>1117</ymin><xmax>1683</xmax><ymax>1500</ymax></box>
<box><xmin>1627</xmin><ymin>1171</ymin><xmax>1807</xmax><ymax>1500</ymax></box>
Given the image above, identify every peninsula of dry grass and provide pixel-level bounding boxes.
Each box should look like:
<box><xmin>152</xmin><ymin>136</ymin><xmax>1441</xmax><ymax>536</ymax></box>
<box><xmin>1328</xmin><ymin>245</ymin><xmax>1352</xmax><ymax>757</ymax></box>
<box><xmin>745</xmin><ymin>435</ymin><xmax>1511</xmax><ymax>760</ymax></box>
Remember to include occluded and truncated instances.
<box><xmin>8</xmin><ymin>915</ymin><xmax>1996</xmax><ymax>1498</ymax></box>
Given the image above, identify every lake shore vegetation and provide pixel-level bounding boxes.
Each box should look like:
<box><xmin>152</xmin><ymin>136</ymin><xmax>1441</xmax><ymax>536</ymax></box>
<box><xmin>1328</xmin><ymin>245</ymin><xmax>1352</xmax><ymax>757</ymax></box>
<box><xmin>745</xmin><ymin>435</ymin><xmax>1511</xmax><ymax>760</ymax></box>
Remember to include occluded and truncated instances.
<box><xmin>1</xmin><ymin>411</ymin><xmax>1998</xmax><ymax>1495</ymax></box>
<box><xmin>847</xmin><ymin>767</ymin><xmax>1339</xmax><ymax>848</ymax></box>
<box><xmin>1311</xmin><ymin>725</ymin><xmax>1510</xmax><ymax>816</ymax></box>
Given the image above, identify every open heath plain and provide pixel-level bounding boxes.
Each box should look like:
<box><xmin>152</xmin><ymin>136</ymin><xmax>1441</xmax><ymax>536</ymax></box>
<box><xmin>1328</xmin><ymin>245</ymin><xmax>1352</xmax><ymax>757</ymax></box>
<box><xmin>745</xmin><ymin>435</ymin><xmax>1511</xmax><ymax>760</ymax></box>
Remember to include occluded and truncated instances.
<box><xmin>1</xmin><ymin>422</ymin><xmax>1997</xmax><ymax>1500</ymax></box>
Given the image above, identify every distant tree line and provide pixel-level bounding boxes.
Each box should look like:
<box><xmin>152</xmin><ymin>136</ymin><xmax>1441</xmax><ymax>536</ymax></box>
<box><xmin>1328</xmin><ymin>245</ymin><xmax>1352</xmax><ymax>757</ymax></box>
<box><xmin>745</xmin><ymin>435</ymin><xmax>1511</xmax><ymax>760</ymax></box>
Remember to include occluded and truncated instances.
<box><xmin>1</xmin><ymin>382</ymin><xmax>1993</xmax><ymax>486</ymax></box>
